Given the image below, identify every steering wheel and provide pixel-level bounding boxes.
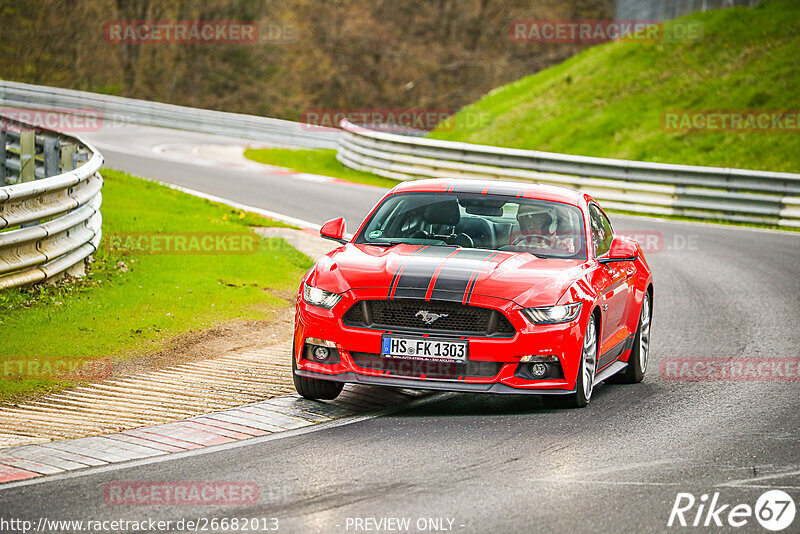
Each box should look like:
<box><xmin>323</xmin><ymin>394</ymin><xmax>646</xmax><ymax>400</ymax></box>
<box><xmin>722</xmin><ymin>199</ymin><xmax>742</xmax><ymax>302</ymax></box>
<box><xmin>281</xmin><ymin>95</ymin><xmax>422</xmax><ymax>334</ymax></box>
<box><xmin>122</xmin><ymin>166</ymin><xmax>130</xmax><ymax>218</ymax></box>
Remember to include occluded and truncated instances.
<box><xmin>511</xmin><ymin>234</ymin><xmax>553</xmax><ymax>248</ymax></box>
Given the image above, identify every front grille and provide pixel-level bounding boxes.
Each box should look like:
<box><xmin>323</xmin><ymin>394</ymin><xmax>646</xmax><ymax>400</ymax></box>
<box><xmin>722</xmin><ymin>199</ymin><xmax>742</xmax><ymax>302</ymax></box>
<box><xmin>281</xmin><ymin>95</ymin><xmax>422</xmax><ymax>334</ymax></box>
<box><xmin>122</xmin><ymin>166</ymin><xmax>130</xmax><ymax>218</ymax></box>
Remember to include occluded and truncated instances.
<box><xmin>351</xmin><ymin>352</ymin><xmax>502</xmax><ymax>379</ymax></box>
<box><xmin>343</xmin><ymin>299</ymin><xmax>515</xmax><ymax>337</ymax></box>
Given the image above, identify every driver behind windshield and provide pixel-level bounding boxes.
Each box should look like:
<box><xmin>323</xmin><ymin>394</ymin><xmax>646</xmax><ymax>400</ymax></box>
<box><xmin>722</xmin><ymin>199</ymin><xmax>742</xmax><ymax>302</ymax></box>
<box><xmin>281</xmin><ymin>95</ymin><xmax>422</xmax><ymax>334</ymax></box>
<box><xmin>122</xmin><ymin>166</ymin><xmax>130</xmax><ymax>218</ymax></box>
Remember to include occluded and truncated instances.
<box><xmin>512</xmin><ymin>204</ymin><xmax>576</xmax><ymax>253</ymax></box>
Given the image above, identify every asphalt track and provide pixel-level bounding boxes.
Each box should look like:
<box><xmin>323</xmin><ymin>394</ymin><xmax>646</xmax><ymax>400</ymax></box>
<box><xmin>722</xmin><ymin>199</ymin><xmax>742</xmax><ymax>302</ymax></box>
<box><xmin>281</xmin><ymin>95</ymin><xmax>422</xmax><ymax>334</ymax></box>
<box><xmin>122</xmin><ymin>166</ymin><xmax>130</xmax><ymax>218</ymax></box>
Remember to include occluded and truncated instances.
<box><xmin>1</xmin><ymin>125</ymin><xmax>799</xmax><ymax>533</ymax></box>
<box><xmin>80</xmin><ymin>125</ymin><xmax>383</xmax><ymax>230</ymax></box>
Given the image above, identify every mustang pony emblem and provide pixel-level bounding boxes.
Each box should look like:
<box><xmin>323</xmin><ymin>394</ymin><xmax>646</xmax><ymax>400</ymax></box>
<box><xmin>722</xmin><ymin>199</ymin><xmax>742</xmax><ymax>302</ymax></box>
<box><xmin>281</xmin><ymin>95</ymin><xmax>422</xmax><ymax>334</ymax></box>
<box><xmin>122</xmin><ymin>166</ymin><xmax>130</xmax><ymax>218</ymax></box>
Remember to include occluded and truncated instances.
<box><xmin>416</xmin><ymin>310</ymin><xmax>449</xmax><ymax>325</ymax></box>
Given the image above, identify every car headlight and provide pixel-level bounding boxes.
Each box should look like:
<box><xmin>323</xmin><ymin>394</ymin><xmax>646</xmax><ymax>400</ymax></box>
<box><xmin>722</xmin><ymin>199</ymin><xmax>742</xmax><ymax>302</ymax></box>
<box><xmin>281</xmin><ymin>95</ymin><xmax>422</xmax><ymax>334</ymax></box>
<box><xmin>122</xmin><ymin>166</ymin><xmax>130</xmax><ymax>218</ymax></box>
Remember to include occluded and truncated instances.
<box><xmin>302</xmin><ymin>282</ymin><xmax>342</xmax><ymax>309</ymax></box>
<box><xmin>522</xmin><ymin>303</ymin><xmax>582</xmax><ymax>324</ymax></box>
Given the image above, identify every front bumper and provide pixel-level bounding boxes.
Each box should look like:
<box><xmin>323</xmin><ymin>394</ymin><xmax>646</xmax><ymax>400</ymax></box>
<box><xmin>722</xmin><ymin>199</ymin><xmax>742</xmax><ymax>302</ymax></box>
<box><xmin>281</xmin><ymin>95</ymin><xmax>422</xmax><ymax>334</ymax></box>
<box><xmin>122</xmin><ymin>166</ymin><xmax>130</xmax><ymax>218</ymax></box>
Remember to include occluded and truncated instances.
<box><xmin>294</xmin><ymin>288</ymin><xmax>587</xmax><ymax>395</ymax></box>
<box><xmin>294</xmin><ymin>369</ymin><xmax>575</xmax><ymax>395</ymax></box>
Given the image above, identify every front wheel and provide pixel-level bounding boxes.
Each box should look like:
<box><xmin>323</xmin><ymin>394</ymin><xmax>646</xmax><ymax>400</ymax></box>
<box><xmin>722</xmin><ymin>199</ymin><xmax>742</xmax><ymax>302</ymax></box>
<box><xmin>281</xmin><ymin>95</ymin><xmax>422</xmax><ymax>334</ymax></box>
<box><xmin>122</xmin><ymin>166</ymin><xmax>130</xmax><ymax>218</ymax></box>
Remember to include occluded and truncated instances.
<box><xmin>545</xmin><ymin>314</ymin><xmax>597</xmax><ymax>409</ymax></box>
<box><xmin>292</xmin><ymin>347</ymin><xmax>344</xmax><ymax>400</ymax></box>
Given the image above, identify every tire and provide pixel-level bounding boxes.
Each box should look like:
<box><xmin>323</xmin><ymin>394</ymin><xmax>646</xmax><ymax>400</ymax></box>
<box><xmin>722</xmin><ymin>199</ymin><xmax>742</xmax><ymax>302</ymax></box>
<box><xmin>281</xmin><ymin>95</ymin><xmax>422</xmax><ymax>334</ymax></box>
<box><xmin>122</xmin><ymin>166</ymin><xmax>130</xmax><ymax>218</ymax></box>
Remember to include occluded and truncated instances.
<box><xmin>545</xmin><ymin>314</ymin><xmax>598</xmax><ymax>409</ymax></box>
<box><xmin>292</xmin><ymin>345</ymin><xmax>344</xmax><ymax>400</ymax></box>
<box><xmin>608</xmin><ymin>292</ymin><xmax>651</xmax><ymax>384</ymax></box>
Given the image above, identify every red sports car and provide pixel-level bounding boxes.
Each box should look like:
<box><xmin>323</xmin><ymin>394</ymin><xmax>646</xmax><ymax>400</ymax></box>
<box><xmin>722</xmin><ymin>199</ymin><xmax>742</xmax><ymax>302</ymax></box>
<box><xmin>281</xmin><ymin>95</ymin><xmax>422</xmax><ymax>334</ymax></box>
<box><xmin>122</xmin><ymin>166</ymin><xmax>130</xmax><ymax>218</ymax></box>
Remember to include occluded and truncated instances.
<box><xmin>293</xmin><ymin>179</ymin><xmax>653</xmax><ymax>408</ymax></box>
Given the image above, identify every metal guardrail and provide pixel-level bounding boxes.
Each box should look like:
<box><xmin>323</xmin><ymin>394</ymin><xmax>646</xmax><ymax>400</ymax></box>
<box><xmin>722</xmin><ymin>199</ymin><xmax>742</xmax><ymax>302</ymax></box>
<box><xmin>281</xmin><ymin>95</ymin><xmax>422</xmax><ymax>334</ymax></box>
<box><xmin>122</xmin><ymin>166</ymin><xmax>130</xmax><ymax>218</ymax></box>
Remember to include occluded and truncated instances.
<box><xmin>4</xmin><ymin>82</ymin><xmax>797</xmax><ymax>228</ymax></box>
<box><xmin>0</xmin><ymin>116</ymin><xmax>103</xmax><ymax>289</ymax></box>
<box><xmin>0</xmin><ymin>81</ymin><xmax>339</xmax><ymax>149</ymax></box>
<box><xmin>337</xmin><ymin>120</ymin><xmax>800</xmax><ymax>228</ymax></box>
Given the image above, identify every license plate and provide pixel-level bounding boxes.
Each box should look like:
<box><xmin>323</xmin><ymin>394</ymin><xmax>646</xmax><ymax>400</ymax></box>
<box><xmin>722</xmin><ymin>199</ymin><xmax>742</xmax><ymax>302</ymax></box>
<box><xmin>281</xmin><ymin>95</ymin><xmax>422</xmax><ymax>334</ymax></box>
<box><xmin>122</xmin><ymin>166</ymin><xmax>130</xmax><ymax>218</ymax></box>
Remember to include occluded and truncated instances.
<box><xmin>381</xmin><ymin>335</ymin><xmax>467</xmax><ymax>363</ymax></box>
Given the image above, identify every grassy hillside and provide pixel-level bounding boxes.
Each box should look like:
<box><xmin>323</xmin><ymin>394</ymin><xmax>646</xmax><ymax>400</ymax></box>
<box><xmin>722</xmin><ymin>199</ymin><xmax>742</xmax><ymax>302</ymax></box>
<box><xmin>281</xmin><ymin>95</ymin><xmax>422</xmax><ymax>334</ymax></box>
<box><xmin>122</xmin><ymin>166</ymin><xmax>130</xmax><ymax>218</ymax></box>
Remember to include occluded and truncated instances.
<box><xmin>430</xmin><ymin>1</ymin><xmax>800</xmax><ymax>173</ymax></box>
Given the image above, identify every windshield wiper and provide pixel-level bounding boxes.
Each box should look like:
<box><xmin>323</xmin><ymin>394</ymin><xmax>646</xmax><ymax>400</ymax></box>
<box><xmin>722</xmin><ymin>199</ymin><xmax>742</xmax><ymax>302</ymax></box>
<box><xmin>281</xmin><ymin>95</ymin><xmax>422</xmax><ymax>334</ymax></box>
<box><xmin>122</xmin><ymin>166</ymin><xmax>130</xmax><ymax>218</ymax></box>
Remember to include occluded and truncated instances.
<box><xmin>524</xmin><ymin>252</ymin><xmax>570</xmax><ymax>259</ymax></box>
<box><xmin>365</xmin><ymin>241</ymin><xmax>413</xmax><ymax>247</ymax></box>
<box><xmin>366</xmin><ymin>241</ymin><xmax>457</xmax><ymax>248</ymax></box>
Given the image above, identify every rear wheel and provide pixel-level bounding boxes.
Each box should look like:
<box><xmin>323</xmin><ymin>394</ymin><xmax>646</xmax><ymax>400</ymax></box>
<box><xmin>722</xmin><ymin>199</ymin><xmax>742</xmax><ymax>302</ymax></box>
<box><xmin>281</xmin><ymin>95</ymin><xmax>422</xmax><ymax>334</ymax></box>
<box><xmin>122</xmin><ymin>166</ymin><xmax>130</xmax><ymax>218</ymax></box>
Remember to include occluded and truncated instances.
<box><xmin>292</xmin><ymin>345</ymin><xmax>344</xmax><ymax>400</ymax></box>
<box><xmin>545</xmin><ymin>314</ymin><xmax>597</xmax><ymax>409</ymax></box>
<box><xmin>608</xmin><ymin>292</ymin><xmax>651</xmax><ymax>384</ymax></box>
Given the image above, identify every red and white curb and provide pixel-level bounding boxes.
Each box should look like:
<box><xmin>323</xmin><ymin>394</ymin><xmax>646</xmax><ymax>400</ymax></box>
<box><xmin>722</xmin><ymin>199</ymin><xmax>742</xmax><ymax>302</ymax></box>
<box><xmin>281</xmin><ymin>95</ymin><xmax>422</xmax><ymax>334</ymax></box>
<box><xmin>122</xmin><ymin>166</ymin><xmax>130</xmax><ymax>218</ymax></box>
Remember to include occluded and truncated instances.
<box><xmin>0</xmin><ymin>386</ymin><xmax>429</xmax><ymax>484</ymax></box>
<box><xmin>0</xmin><ymin>345</ymin><xmax>302</xmax><ymax>448</ymax></box>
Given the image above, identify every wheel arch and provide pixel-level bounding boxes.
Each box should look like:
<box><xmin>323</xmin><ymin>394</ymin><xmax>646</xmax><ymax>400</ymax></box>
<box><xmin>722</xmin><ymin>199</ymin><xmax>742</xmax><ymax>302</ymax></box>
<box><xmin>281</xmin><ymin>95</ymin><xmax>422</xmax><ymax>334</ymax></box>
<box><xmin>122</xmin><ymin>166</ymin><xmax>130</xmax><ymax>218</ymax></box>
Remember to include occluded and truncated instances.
<box><xmin>591</xmin><ymin>303</ymin><xmax>603</xmax><ymax>340</ymax></box>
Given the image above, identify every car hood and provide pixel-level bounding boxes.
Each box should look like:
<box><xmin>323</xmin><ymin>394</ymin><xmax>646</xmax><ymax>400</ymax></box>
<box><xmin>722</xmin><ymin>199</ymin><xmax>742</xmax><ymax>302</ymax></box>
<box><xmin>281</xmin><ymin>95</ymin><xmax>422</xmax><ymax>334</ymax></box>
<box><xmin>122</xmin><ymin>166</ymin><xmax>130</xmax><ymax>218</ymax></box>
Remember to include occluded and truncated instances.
<box><xmin>306</xmin><ymin>244</ymin><xmax>588</xmax><ymax>308</ymax></box>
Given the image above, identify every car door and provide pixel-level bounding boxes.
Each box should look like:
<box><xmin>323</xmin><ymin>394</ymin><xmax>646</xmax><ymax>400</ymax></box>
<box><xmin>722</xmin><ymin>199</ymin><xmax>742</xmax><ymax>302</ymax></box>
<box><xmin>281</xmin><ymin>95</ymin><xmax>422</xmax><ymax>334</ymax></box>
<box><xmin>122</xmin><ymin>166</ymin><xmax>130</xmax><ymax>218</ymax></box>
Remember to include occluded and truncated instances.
<box><xmin>588</xmin><ymin>204</ymin><xmax>634</xmax><ymax>368</ymax></box>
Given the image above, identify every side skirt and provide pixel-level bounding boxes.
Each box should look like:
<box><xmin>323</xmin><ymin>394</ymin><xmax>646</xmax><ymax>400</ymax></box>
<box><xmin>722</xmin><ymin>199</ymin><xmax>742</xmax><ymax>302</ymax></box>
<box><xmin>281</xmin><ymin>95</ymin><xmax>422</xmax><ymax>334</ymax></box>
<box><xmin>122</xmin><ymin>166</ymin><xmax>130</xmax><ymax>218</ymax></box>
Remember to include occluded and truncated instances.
<box><xmin>594</xmin><ymin>361</ymin><xmax>628</xmax><ymax>386</ymax></box>
<box><xmin>598</xmin><ymin>333</ymin><xmax>635</xmax><ymax>368</ymax></box>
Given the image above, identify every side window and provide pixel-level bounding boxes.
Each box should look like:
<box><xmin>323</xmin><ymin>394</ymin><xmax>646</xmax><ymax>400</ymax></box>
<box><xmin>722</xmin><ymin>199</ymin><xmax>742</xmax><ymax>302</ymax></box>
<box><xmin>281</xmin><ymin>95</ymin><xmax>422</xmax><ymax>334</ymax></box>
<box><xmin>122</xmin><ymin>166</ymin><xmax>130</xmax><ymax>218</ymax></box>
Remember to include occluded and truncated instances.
<box><xmin>589</xmin><ymin>204</ymin><xmax>613</xmax><ymax>257</ymax></box>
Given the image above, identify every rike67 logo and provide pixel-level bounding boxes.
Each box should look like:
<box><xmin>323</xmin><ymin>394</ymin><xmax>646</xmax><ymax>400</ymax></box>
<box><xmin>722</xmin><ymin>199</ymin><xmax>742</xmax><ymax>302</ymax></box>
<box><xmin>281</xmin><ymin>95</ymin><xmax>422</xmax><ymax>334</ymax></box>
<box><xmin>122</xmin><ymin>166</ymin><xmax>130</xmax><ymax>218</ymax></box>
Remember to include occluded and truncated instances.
<box><xmin>669</xmin><ymin>490</ymin><xmax>796</xmax><ymax>531</ymax></box>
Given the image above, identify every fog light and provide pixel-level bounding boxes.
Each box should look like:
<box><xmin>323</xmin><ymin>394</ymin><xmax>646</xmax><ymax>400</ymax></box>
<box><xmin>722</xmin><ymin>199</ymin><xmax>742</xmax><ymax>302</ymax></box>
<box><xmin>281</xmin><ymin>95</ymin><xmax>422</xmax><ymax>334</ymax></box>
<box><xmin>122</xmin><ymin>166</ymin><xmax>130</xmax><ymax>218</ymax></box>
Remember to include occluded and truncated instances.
<box><xmin>312</xmin><ymin>346</ymin><xmax>330</xmax><ymax>362</ymax></box>
<box><xmin>530</xmin><ymin>363</ymin><xmax>548</xmax><ymax>379</ymax></box>
<box><xmin>306</xmin><ymin>337</ymin><xmax>336</xmax><ymax>348</ymax></box>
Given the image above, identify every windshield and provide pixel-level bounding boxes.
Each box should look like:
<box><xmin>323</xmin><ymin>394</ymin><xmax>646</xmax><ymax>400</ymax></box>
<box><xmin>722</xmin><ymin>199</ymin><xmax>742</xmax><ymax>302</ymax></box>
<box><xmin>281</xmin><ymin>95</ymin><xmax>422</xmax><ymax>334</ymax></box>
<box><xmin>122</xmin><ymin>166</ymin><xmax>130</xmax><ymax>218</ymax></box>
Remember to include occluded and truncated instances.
<box><xmin>355</xmin><ymin>192</ymin><xmax>587</xmax><ymax>259</ymax></box>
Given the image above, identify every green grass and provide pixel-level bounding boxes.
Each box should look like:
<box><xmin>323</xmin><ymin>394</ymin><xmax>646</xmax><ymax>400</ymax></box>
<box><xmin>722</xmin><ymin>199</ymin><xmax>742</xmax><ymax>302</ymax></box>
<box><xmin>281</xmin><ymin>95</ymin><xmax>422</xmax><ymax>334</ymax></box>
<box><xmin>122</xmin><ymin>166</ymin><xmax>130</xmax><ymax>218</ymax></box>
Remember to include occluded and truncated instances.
<box><xmin>0</xmin><ymin>169</ymin><xmax>313</xmax><ymax>402</ymax></box>
<box><xmin>243</xmin><ymin>147</ymin><xmax>401</xmax><ymax>188</ymax></box>
<box><xmin>429</xmin><ymin>1</ymin><xmax>800</xmax><ymax>173</ymax></box>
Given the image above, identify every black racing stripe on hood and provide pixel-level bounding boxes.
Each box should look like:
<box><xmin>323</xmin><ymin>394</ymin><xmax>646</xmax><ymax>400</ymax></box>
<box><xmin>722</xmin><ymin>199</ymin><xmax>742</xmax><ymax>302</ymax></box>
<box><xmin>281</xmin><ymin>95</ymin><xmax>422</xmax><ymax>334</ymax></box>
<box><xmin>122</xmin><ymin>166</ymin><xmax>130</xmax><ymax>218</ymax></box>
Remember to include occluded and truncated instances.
<box><xmin>463</xmin><ymin>251</ymin><xmax>502</xmax><ymax>304</ymax></box>
<box><xmin>428</xmin><ymin>250</ymin><xmax>496</xmax><ymax>302</ymax></box>
<box><xmin>391</xmin><ymin>247</ymin><xmax>456</xmax><ymax>299</ymax></box>
<box><xmin>387</xmin><ymin>245</ymin><xmax>428</xmax><ymax>298</ymax></box>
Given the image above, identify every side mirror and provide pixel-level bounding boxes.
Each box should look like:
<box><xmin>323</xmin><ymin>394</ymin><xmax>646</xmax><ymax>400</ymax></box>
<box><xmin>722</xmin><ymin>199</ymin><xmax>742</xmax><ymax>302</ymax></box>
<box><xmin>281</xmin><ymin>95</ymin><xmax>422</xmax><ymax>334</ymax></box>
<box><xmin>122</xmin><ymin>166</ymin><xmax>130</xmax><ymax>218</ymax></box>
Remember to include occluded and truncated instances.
<box><xmin>320</xmin><ymin>217</ymin><xmax>348</xmax><ymax>244</ymax></box>
<box><xmin>598</xmin><ymin>236</ymin><xmax>638</xmax><ymax>264</ymax></box>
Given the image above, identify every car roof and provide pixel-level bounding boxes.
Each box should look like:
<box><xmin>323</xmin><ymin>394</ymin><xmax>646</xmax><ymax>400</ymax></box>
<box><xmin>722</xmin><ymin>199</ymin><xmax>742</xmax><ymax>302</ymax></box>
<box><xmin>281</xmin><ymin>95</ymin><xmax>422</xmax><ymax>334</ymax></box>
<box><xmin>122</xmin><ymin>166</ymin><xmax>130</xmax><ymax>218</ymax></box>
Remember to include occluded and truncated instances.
<box><xmin>389</xmin><ymin>179</ymin><xmax>585</xmax><ymax>207</ymax></box>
